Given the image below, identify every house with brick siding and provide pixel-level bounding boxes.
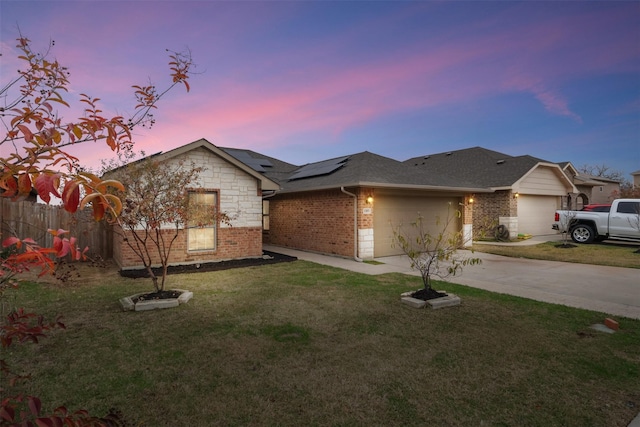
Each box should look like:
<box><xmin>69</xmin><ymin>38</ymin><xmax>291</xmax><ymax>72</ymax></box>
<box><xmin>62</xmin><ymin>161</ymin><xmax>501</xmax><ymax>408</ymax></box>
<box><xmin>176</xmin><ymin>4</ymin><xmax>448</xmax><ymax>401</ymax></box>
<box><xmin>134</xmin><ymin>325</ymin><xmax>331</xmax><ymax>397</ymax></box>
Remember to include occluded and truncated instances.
<box><xmin>224</xmin><ymin>146</ymin><xmax>576</xmax><ymax>259</ymax></box>
<box><xmin>112</xmin><ymin>139</ymin><xmax>280</xmax><ymax>270</ymax></box>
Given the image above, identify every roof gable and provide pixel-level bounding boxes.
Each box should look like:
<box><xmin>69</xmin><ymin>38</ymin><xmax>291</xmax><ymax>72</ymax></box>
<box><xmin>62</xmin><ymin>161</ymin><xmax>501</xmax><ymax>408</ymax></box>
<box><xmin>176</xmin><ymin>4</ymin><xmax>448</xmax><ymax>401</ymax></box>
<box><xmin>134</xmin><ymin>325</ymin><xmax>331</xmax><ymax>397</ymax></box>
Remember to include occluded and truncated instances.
<box><xmin>118</xmin><ymin>139</ymin><xmax>280</xmax><ymax>191</ymax></box>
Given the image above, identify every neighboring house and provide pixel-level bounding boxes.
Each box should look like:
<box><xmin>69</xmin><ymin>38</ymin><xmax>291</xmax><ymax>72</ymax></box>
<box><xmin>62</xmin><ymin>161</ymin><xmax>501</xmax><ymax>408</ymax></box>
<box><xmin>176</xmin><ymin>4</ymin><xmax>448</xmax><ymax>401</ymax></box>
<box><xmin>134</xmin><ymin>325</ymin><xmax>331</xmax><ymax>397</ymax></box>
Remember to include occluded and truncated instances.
<box><xmin>584</xmin><ymin>175</ymin><xmax>620</xmax><ymax>204</ymax></box>
<box><xmin>559</xmin><ymin>162</ymin><xmax>621</xmax><ymax>205</ymax></box>
<box><xmin>224</xmin><ymin>146</ymin><xmax>576</xmax><ymax>259</ymax></box>
<box><xmin>111</xmin><ymin>139</ymin><xmax>280</xmax><ymax>270</ymax></box>
<box><xmin>632</xmin><ymin>170</ymin><xmax>640</xmax><ymax>189</ymax></box>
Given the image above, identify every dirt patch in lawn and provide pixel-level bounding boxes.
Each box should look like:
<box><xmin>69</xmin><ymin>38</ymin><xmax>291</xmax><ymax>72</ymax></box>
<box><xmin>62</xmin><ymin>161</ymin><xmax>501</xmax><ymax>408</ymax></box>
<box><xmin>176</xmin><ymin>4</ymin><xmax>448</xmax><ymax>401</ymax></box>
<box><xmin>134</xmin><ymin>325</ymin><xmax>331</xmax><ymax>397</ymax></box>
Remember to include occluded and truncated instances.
<box><xmin>119</xmin><ymin>250</ymin><xmax>297</xmax><ymax>279</ymax></box>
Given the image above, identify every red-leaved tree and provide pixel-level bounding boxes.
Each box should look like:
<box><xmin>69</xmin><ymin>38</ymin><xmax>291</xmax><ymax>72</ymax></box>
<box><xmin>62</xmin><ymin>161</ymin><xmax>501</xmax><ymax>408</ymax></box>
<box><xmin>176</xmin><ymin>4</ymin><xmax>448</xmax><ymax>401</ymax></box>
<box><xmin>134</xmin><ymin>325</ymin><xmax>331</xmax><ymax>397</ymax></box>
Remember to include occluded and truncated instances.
<box><xmin>0</xmin><ymin>33</ymin><xmax>192</xmax><ymax>425</ymax></box>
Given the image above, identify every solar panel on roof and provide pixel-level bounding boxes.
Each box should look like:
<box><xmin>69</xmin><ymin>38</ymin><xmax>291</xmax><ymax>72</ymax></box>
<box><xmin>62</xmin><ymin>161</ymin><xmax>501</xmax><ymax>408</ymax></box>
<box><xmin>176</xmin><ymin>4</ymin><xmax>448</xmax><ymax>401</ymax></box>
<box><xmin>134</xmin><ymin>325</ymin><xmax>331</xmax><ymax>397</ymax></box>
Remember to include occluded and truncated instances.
<box><xmin>288</xmin><ymin>156</ymin><xmax>349</xmax><ymax>180</ymax></box>
<box><xmin>226</xmin><ymin>150</ymin><xmax>273</xmax><ymax>172</ymax></box>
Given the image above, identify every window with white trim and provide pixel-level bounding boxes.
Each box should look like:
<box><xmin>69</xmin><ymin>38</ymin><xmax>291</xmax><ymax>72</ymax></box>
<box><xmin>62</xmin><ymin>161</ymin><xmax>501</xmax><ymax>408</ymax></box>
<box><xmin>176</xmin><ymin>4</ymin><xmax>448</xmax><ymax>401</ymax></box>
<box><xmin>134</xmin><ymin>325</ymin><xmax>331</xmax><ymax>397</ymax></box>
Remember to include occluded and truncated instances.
<box><xmin>187</xmin><ymin>191</ymin><xmax>218</xmax><ymax>251</ymax></box>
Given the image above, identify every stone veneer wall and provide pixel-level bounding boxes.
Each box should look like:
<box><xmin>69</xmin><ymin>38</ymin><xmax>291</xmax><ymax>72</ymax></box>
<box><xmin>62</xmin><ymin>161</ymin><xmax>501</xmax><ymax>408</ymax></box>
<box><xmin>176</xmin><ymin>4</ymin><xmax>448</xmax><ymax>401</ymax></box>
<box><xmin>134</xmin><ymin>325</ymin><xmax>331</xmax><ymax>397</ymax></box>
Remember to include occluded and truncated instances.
<box><xmin>113</xmin><ymin>146</ymin><xmax>264</xmax><ymax>269</ymax></box>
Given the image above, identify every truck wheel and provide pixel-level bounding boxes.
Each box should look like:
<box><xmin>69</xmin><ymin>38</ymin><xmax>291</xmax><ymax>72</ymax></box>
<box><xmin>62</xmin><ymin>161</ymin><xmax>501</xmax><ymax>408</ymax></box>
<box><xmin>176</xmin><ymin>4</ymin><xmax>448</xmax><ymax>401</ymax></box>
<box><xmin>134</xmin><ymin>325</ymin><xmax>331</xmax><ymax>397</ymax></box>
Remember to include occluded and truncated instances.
<box><xmin>570</xmin><ymin>224</ymin><xmax>595</xmax><ymax>244</ymax></box>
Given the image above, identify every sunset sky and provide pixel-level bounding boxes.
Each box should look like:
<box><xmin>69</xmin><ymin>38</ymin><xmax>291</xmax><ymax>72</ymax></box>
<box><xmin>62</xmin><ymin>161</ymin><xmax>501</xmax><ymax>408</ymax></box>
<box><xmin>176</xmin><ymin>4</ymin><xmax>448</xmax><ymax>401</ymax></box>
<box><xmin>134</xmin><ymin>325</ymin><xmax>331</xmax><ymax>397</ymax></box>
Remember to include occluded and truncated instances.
<box><xmin>2</xmin><ymin>1</ymin><xmax>639</xmax><ymax>178</ymax></box>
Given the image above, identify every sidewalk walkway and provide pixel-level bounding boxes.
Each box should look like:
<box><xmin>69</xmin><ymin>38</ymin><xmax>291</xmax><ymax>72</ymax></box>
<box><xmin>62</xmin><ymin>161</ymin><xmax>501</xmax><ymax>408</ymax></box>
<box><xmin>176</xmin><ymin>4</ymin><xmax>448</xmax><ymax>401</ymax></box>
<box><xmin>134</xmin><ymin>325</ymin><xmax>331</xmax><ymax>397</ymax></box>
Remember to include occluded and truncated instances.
<box><xmin>264</xmin><ymin>239</ymin><xmax>640</xmax><ymax>320</ymax></box>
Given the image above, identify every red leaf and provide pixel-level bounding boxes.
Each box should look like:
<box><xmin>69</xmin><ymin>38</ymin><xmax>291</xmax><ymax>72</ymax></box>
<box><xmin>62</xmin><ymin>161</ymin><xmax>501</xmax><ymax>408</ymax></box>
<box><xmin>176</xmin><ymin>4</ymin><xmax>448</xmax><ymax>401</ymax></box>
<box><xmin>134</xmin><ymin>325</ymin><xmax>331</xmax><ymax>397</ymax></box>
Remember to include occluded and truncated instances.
<box><xmin>17</xmin><ymin>124</ymin><xmax>34</xmax><ymax>142</ymax></box>
<box><xmin>47</xmin><ymin>229</ymin><xmax>69</xmax><ymax>238</ymax></box>
<box><xmin>53</xmin><ymin>236</ymin><xmax>71</xmax><ymax>258</ymax></box>
<box><xmin>91</xmin><ymin>198</ymin><xmax>106</xmax><ymax>221</ymax></box>
<box><xmin>17</xmin><ymin>173</ymin><xmax>32</xmax><ymax>196</ymax></box>
<box><xmin>0</xmin><ymin>175</ymin><xmax>18</xmax><ymax>197</ymax></box>
<box><xmin>0</xmin><ymin>405</ymin><xmax>15</xmax><ymax>422</ymax></box>
<box><xmin>34</xmin><ymin>173</ymin><xmax>61</xmax><ymax>204</ymax></box>
<box><xmin>28</xmin><ymin>396</ymin><xmax>42</xmax><ymax>416</ymax></box>
<box><xmin>35</xmin><ymin>418</ymin><xmax>56</xmax><ymax>427</ymax></box>
<box><xmin>61</xmin><ymin>181</ymin><xmax>80</xmax><ymax>213</ymax></box>
<box><xmin>2</xmin><ymin>236</ymin><xmax>21</xmax><ymax>248</ymax></box>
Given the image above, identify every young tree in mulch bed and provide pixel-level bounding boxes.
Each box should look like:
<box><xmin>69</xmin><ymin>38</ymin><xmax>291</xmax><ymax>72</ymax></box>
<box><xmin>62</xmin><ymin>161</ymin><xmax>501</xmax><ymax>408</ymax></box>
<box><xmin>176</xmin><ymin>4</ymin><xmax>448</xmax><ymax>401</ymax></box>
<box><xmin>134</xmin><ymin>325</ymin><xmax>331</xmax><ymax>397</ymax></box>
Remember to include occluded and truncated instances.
<box><xmin>102</xmin><ymin>152</ymin><xmax>231</xmax><ymax>296</ymax></box>
<box><xmin>392</xmin><ymin>204</ymin><xmax>481</xmax><ymax>301</ymax></box>
<box><xmin>556</xmin><ymin>209</ymin><xmax>578</xmax><ymax>249</ymax></box>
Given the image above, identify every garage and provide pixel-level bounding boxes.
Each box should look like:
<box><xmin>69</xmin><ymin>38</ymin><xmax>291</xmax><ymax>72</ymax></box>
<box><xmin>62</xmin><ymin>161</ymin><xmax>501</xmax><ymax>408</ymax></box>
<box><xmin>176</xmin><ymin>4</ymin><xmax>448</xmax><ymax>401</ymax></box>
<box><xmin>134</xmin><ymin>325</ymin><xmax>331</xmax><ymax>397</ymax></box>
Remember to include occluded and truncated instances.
<box><xmin>516</xmin><ymin>195</ymin><xmax>560</xmax><ymax>236</ymax></box>
<box><xmin>373</xmin><ymin>193</ymin><xmax>462</xmax><ymax>257</ymax></box>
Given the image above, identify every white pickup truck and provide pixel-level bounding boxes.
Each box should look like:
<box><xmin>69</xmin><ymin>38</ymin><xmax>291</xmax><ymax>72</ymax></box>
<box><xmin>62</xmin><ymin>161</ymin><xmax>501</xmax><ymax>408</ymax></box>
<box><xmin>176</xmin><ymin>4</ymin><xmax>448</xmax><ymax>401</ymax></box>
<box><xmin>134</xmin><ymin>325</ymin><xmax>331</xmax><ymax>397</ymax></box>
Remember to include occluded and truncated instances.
<box><xmin>553</xmin><ymin>199</ymin><xmax>640</xmax><ymax>244</ymax></box>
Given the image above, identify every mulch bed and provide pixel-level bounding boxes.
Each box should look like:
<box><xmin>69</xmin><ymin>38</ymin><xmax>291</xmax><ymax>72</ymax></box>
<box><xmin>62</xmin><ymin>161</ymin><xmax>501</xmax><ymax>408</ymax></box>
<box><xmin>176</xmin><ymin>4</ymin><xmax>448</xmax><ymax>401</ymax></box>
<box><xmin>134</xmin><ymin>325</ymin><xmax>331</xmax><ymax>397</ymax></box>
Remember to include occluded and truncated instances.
<box><xmin>555</xmin><ymin>243</ymin><xmax>577</xmax><ymax>248</ymax></box>
<box><xmin>119</xmin><ymin>250</ymin><xmax>297</xmax><ymax>279</ymax></box>
<box><xmin>411</xmin><ymin>288</ymin><xmax>447</xmax><ymax>301</ymax></box>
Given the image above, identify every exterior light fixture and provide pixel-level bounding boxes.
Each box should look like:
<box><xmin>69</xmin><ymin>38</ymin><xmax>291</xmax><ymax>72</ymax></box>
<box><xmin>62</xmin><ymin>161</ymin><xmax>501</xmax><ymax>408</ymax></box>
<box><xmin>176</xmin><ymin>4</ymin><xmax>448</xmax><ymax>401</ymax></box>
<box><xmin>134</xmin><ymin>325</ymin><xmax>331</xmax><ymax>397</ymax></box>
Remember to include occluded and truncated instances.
<box><xmin>366</xmin><ymin>195</ymin><xmax>374</xmax><ymax>204</ymax></box>
<box><xmin>514</xmin><ymin>192</ymin><xmax>519</xmax><ymax>199</ymax></box>
<box><xmin>468</xmin><ymin>195</ymin><xmax>474</xmax><ymax>204</ymax></box>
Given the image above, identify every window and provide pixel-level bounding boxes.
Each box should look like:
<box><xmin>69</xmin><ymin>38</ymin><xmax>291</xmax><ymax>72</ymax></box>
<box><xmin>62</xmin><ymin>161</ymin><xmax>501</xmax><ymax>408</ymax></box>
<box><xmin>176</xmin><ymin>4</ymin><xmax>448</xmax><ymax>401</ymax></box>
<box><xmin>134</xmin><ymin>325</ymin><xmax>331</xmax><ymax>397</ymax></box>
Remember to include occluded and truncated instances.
<box><xmin>187</xmin><ymin>191</ymin><xmax>218</xmax><ymax>251</ymax></box>
<box><xmin>617</xmin><ymin>202</ymin><xmax>640</xmax><ymax>215</ymax></box>
<box><xmin>263</xmin><ymin>200</ymin><xmax>270</xmax><ymax>231</ymax></box>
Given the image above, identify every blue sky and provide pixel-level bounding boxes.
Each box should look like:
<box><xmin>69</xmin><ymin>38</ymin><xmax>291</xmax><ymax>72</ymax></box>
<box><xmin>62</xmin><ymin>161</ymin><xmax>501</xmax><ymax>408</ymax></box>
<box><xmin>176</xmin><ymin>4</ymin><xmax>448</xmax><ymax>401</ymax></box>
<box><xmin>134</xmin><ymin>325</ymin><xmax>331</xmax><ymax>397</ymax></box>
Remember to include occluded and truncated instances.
<box><xmin>1</xmin><ymin>1</ymin><xmax>639</xmax><ymax>178</ymax></box>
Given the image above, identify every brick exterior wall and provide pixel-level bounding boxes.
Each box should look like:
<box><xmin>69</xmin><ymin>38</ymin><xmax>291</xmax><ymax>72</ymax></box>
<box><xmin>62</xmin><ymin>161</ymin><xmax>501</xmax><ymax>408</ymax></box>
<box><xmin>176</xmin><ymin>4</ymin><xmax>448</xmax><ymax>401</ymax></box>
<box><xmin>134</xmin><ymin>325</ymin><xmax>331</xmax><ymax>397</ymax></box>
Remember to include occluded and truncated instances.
<box><xmin>266</xmin><ymin>189</ymin><xmax>355</xmax><ymax>257</ymax></box>
<box><xmin>114</xmin><ymin>225</ymin><xmax>263</xmax><ymax>269</ymax></box>
<box><xmin>471</xmin><ymin>190</ymin><xmax>516</xmax><ymax>239</ymax></box>
<box><xmin>265</xmin><ymin>187</ymin><xmax>475</xmax><ymax>257</ymax></box>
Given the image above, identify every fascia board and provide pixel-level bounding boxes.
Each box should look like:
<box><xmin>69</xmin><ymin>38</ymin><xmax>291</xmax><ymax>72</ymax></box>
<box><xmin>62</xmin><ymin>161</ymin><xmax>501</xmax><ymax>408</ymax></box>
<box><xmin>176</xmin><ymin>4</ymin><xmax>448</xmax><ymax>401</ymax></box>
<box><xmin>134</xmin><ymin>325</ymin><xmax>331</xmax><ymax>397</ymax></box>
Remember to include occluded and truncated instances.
<box><xmin>562</xmin><ymin>162</ymin><xmax>578</xmax><ymax>176</ymax></box>
<box><xmin>276</xmin><ymin>181</ymin><xmax>492</xmax><ymax>194</ymax></box>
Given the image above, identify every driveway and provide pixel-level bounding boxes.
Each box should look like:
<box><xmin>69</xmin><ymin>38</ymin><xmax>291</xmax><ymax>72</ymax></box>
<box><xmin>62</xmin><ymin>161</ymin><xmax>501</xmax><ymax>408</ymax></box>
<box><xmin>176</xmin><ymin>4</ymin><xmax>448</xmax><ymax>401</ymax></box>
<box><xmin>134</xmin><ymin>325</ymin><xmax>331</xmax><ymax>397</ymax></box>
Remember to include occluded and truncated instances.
<box><xmin>264</xmin><ymin>243</ymin><xmax>640</xmax><ymax>320</ymax></box>
<box><xmin>379</xmin><ymin>251</ymin><xmax>640</xmax><ymax>320</ymax></box>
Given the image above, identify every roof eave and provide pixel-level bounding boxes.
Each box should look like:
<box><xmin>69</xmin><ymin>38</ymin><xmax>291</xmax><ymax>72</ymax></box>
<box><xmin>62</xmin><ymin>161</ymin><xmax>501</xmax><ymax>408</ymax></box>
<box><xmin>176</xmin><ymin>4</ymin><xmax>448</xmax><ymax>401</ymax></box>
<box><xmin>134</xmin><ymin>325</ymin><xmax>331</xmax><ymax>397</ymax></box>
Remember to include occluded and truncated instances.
<box><xmin>276</xmin><ymin>181</ymin><xmax>492</xmax><ymax>194</ymax></box>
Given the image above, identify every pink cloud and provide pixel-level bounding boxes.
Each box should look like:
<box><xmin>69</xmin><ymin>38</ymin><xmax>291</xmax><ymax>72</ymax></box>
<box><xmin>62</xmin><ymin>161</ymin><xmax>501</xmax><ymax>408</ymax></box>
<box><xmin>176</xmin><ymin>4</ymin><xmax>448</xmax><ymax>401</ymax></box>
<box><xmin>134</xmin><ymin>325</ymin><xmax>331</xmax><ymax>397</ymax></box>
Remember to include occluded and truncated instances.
<box><xmin>3</xmin><ymin>1</ymin><xmax>637</xmax><ymax>170</ymax></box>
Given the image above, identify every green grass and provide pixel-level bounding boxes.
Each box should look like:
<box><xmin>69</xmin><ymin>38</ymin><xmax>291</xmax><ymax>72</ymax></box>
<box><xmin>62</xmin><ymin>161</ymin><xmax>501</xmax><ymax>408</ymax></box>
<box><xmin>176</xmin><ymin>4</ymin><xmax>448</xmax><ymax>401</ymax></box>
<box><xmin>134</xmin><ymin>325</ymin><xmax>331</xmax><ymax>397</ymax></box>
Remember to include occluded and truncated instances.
<box><xmin>4</xmin><ymin>261</ymin><xmax>640</xmax><ymax>426</ymax></box>
<box><xmin>473</xmin><ymin>241</ymin><xmax>640</xmax><ymax>269</ymax></box>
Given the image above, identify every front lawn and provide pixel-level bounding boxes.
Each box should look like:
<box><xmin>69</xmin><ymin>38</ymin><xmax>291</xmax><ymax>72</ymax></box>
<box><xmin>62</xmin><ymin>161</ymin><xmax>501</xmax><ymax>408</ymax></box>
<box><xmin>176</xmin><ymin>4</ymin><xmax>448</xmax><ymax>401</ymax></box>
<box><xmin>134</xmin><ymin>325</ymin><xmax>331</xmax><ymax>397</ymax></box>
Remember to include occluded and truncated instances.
<box><xmin>473</xmin><ymin>241</ymin><xmax>640</xmax><ymax>269</ymax></box>
<box><xmin>5</xmin><ymin>261</ymin><xmax>640</xmax><ymax>426</ymax></box>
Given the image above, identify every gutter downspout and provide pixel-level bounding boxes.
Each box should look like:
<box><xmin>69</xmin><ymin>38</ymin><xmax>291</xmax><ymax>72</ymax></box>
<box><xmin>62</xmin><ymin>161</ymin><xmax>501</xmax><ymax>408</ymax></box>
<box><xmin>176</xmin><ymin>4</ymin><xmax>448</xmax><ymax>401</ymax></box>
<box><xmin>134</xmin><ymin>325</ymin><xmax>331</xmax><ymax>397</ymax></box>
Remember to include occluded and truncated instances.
<box><xmin>340</xmin><ymin>187</ymin><xmax>363</xmax><ymax>262</ymax></box>
<box><xmin>261</xmin><ymin>190</ymin><xmax>278</xmax><ymax>199</ymax></box>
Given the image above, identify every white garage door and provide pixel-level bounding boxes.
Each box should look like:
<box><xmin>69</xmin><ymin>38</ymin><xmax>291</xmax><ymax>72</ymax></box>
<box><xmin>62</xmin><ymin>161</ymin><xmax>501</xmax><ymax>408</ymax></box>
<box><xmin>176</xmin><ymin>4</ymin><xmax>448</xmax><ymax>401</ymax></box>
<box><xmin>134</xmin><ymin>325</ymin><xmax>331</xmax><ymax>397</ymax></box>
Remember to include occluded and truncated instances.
<box><xmin>517</xmin><ymin>195</ymin><xmax>560</xmax><ymax>236</ymax></box>
<box><xmin>373</xmin><ymin>195</ymin><xmax>461</xmax><ymax>257</ymax></box>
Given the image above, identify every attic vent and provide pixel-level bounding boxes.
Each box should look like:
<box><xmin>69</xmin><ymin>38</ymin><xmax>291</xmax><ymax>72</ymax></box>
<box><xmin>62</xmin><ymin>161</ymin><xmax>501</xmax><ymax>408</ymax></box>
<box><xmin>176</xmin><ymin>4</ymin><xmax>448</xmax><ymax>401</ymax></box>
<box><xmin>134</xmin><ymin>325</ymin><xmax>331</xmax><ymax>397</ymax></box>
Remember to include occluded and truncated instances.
<box><xmin>496</xmin><ymin>160</ymin><xmax>505</xmax><ymax>164</ymax></box>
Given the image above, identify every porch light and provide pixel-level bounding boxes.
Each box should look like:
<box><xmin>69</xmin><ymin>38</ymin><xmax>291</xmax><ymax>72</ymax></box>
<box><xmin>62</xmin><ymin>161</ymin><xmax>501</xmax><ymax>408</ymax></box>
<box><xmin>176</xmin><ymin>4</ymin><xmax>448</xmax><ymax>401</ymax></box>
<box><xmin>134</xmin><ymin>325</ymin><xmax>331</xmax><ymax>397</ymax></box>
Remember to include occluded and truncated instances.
<box><xmin>366</xmin><ymin>195</ymin><xmax>374</xmax><ymax>204</ymax></box>
<box><xmin>514</xmin><ymin>192</ymin><xmax>519</xmax><ymax>199</ymax></box>
<box><xmin>468</xmin><ymin>195</ymin><xmax>474</xmax><ymax>204</ymax></box>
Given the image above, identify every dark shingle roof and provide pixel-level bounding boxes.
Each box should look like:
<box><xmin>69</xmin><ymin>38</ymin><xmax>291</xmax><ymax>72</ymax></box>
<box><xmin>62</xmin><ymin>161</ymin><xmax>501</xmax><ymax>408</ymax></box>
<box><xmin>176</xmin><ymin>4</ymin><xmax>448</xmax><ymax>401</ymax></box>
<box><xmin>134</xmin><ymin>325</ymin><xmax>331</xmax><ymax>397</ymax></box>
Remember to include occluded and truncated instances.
<box><xmin>222</xmin><ymin>148</ymin><xmax>490</xmax><ymax>193</ymax></box>
<box><xmin>220</xmin><ymin>147</ymin><xmax>298</xmax><ymax>185</ymax></box>
<box><xmin>403</xmin><ymin>147</ymin><xmax>547</xmax><ymax>188</ymax></box>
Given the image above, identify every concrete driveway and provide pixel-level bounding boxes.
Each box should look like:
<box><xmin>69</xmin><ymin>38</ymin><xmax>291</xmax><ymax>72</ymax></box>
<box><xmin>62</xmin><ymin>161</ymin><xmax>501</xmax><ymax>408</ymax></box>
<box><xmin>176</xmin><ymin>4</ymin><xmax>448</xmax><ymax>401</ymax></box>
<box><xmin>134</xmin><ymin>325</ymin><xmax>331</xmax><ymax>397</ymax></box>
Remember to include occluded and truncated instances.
<box><xmin>264</xmin><ymin>241</ymin><xmax>640</xmax><ymax>320</ymax></box>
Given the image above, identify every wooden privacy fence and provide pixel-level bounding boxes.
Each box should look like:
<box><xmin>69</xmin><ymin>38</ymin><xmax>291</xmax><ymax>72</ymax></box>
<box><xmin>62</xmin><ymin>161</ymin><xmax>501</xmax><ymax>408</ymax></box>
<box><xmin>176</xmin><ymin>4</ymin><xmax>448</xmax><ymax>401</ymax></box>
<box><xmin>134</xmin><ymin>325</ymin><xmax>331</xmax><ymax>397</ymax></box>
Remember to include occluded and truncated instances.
<box><xmin>0</xmin><ymin>198</ymin><xmax>112</xmax><ymax>260</ymax></box>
